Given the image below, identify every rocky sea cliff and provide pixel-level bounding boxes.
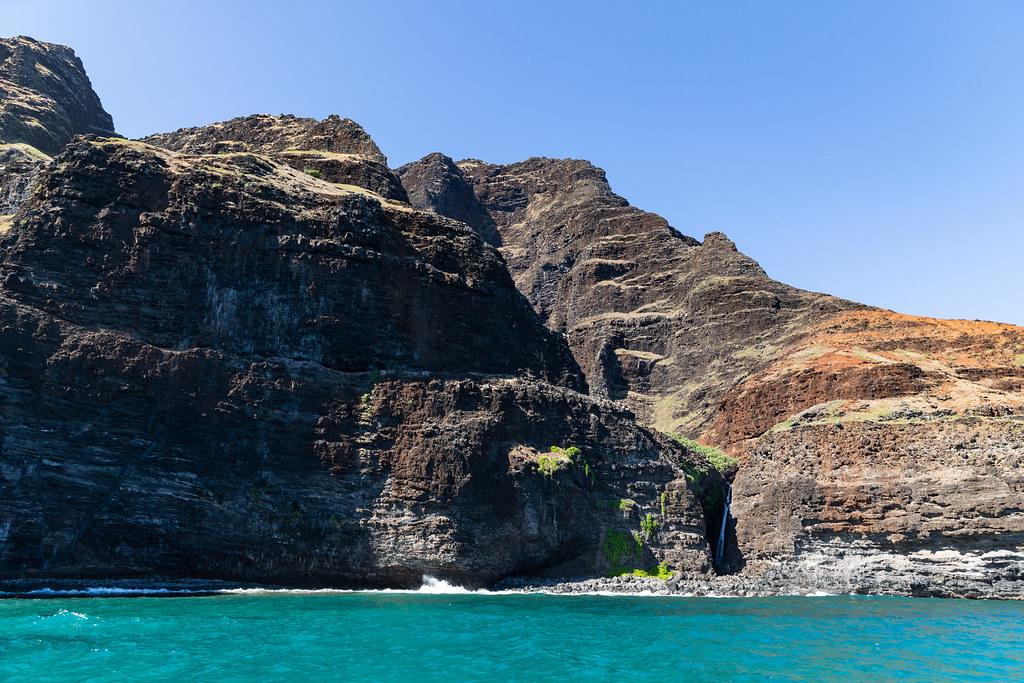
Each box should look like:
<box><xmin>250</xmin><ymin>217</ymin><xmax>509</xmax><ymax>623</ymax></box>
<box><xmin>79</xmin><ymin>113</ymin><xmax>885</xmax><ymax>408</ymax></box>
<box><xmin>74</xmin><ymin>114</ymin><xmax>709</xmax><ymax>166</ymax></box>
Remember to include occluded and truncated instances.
<box><xmin>1</xmin><ymin>36</ymin><xmax>1021</xmax><ymax>599</ymax></box>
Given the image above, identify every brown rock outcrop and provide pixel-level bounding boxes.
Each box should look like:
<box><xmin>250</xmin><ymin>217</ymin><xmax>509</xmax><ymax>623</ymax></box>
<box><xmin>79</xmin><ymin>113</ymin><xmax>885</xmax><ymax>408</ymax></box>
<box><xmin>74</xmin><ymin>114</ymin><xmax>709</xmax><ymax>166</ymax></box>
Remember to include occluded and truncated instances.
<box><xmin>400</xmin><ymin>156</ymin><xmax>1024</xmax><ymax>598</ymax></box>
<box><xmin>730</xmin><ymin>419</ymin><xmax>1024</xmax><ymax>597</ymax></box>
<box><xmin>705</xmin><ymin>310</ymin><xmax>1024</xmax><ymax>596</ymax></box>
<box><xmin>709</xmin><ymin>310</ymin><xmax>1024</xmax><ymax>449</ymax></box>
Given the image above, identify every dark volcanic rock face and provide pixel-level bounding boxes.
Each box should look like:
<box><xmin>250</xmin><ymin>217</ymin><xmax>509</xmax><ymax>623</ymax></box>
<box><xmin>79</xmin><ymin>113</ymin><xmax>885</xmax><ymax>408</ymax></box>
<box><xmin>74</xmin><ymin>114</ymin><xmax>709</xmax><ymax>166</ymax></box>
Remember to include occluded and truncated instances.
<box><xmin>0</xmin><ymin>143</ymin><xmax>48</xmax><ymax>216</ymax></box>
<box><xmin>0</xmin><ymin>36</ymin><xmax>115</xmax><ymax>156</ymax></box>
<box><xmin>0</xmin><ymin>136</ymin><xmax>718</xmax><ymax>587</ymax></box>
<box><xmin>1</xmin><ymin>138</ymin><xmax>581</xmax><ymax>385</ymax></box>
<box><xmin>143</xmin><ymin>114</ymin><xmax>408</xmax><ymax>202</ymax></box>
<box><xmin>3</xmin><ymin>37</ymin><xmax>1021</xmax><ymax>597</ymax></box>
<box><xmin>0</xmin><ymin>304</ymin><xmax>712</xmax><ymax>586</ymax></box>
<box><xmin>398</xmin><ymin>153</ymin><xmax>500</xmax><ymax>246</ymax></box>
<box><xmin>400</xmin><ymin>155</ymin><xmax>854</xmax><ymax>434</ymax></box>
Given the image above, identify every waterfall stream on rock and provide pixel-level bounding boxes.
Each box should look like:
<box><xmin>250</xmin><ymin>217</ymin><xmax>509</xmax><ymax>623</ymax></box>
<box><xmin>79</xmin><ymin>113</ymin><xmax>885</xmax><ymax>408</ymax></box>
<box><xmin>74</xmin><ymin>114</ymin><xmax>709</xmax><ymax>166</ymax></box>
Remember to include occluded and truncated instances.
<box><xmin>715</xmin><ymin>485</ymin><xmax>732</xmax><ymax>569</ymax></box>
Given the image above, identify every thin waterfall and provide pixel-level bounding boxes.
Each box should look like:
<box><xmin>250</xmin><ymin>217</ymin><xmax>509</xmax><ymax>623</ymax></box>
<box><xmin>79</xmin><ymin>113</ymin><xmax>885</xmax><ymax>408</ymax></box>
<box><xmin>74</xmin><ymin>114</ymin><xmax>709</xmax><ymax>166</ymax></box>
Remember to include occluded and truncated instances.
<box><xmin>715</xmin><ymin>484</ymin><xmax>732</xmax><ymax>569</ymax></box>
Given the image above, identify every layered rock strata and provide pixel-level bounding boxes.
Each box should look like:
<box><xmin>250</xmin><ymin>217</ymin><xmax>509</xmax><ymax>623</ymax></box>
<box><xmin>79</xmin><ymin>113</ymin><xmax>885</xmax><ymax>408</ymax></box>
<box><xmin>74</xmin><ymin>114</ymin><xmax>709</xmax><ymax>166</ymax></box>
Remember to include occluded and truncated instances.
<box><xmin>0</xmin><ymin>134</ymin><xmax>718</xmax><ymax>588</ymax></box>
<box><xmin>399</xmin><ymin>156</ymin><xmax>1024</xmax><ymax>598</ymax></box>
<box><xmin>398</xmin><ymin>155</ymin><xmax>854</xmax><ymax>435</ymax></box>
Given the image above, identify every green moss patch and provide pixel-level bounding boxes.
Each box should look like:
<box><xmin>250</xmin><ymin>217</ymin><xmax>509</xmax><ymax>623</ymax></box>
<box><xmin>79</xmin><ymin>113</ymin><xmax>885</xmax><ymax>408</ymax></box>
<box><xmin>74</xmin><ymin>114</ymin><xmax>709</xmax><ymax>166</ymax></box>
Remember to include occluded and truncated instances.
<box><xmin>602</xmin><ymin>530</ymin><xmax>635</xmax><ymax>567</ymax></box>
<box><xmin>537</xmin><ymin>445</ymin><xmax>584</xmax><ymax>477</ymax></box>
<box><xmin>626</xmin><ymin>562</ymin><xmax>673</xmax><ymax>580</ymax></box>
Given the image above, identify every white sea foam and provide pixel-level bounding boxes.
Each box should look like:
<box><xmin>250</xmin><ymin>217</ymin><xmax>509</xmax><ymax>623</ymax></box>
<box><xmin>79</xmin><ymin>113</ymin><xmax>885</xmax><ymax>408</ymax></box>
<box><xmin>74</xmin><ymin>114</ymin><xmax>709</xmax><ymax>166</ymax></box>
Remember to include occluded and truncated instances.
<box><xmin>3</xmin><ymin>587</ymin><xmax>181</xmax><ymax>597</ymax></box>
<box><xmin>0</xmin><ymin>584</ymin><xmax>698</xmax><ymax>598</ymax></box>
<box><xmin>50</xmin><ymin>608</ymin><xmax>89</xmax><ymax>619</ymax></box>
<box><xmin>414</xmin><ymin>576</ymin><xmax>488</xmax><ymax>594</ymax></box>
<box><xmin>221</xmin><ymin>575</ymin><xmax>491</xmax><ymax>596</ymax></box>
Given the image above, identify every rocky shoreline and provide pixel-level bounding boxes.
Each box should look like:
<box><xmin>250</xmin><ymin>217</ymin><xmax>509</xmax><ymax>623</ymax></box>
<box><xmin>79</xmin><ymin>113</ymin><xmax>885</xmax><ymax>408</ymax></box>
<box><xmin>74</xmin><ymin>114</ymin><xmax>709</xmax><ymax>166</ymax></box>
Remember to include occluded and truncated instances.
<box><xmin>495</xmin><ymin>570</ymin><xmax>1024</xmax><ymax>600</ymax></box>
<box><xmin>3</xmin><ymin>572</ymin><xmax>1020</xmax><ymax>600</ymax></box>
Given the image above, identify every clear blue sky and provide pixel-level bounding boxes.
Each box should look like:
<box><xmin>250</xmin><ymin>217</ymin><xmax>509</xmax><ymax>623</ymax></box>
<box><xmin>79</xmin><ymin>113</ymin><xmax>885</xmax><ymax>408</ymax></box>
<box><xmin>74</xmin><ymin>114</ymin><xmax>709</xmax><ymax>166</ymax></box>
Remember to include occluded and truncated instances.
<box><xmin>7</xmin><ymin>0</ymin><xmax>1023</xmax><ymax>324</ymax></box>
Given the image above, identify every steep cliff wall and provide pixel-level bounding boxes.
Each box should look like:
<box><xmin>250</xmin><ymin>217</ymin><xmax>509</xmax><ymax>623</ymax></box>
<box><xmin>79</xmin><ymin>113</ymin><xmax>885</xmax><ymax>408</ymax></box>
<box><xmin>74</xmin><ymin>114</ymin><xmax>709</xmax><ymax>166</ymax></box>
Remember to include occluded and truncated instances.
<box><xmin>398</xmin><ymin>155</ymin><xmax>854</xmax><ymax>435</ymax></box>
<box><xmin>399</xmin><ymin>156</ymin><xmax>1024</xmax><ymax>598</ymax></box>
<box><xmin>0</xmin><ymin>36</ymin><xmax>116</xmax><ymax>236</ymax></box>
<box><xmin>731</xmin><ymin>419</ymin><xmax>1024</xmax><ymax>598</ymax></box>
<box><xmin>2</xmin><ymin>35</ymin><xmax>1021</xmax><ymax>596</ymax></box>
<box><xmin>0</xmin><ymin>135</ymin><xmax>718</xmax><ymax>588</ymax></box>
<box><xmin>0</xmin><ymin>36</ymin><xmax>114</xmax><ymax>156</ymax></box>
<box><xmin>715</xmin><ymin>310</ymin><xmax>1024</xmax><ymax>597</ymax></box>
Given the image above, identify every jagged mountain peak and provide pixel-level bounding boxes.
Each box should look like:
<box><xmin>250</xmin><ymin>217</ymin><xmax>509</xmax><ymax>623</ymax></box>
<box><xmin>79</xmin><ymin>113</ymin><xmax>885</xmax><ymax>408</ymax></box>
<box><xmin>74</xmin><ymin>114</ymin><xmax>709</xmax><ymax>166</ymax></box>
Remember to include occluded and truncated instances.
<box><xmin>701</xmin><ymin>231</ymin><xmax>738</xmax><ymax>251</ymax></box>
<box><xmin>140</xmin><ymin>113</ymin><xmax>407</xmax><ymax>201</ymax></box>
<box><xmin>0</xmin><ymin>35</ymin><xmax>115</xmax><ymax>156</ymax></box>
<box><xmin>458</xmin><ymin>156</ymin><xmax>623</xmax><ymax>206</ymax></box>
<box><xmin>141</xmin><ymin>113</ymin><xmax>386</xmax><ymax>163</ymax></box>
<box><xmin>397</xmin><ymin>152</ymin><xmax>500</xmax><ymax>246</ymax></box>
<box><xmin>401</xmin><ymin>149</ymin><xmax>839</xmax><ymax>433</ymax></box>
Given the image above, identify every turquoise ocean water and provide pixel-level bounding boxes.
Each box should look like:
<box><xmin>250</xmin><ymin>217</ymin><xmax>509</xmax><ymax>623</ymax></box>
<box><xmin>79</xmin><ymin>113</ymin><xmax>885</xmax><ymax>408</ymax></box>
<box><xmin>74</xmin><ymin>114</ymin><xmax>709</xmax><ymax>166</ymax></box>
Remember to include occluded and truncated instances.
<box><xmin>1</xmin><ymin>589</ymin><xmax>1022</xmax><ymax>682</ymax></box>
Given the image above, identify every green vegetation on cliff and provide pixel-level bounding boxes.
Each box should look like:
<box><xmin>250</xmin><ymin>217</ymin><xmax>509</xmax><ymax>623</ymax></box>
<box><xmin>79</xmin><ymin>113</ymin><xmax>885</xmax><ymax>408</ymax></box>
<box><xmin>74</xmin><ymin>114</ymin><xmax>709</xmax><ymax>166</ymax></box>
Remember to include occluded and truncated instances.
<box><xmin>640</xmin><ymin>513</ymin><xmax>658</xmax><ymax>541</ymax></box>
<box><xmin>602</xmin><ymin>529</ymin><xmax>672</xmax><ymax>579</ymax></box>
<box><xmin>667</xmin><ymin>433</ymin><xmax>738</xmax><ymax>475</ymax></box>
<box><xmin>628</xmin><ymin>562</ymin><xmax>673</xmax><ymax>580</ymax></box>
<box><xmin>602</xmin><ymin>530</ymin><xmax>634</xmax><ymax>567</ymax></box>
<box><xmin>537</xmin><ymin>445</ymin><xmax>583</xmax><ymax>477</ymax></box>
